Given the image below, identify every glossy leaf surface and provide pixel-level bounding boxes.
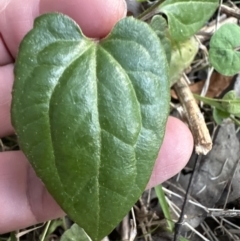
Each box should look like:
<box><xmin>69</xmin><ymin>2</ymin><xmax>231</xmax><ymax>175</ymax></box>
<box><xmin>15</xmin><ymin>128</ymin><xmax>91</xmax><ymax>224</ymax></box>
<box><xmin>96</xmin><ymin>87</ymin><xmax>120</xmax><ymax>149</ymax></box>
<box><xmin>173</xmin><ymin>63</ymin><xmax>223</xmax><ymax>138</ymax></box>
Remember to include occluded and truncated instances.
<box><xmin>159</xmin><ymin>0</ymin><xmax>218</xmax><ymax>42</ymax></box>
<box><xmin>209</xmin><ymin>23</ymin><xmax>240</xmax><ymax>76</ymax></box>
<box><xmin>11</xmin><ymin>13</ymin><xmax>169</xmax><ymax>241</ymax></box>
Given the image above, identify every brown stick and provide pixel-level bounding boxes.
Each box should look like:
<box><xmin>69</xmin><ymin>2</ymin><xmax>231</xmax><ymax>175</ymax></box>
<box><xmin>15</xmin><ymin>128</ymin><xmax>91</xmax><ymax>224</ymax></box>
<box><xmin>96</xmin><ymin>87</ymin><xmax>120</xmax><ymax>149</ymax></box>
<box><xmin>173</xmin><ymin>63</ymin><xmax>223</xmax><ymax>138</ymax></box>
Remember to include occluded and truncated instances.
<box><xmin>221</xmin><ymin>4</ymin><xmax>240</xmax><ymax>19</ymax></box>
<box><xmin>173</xmin><ymin>76</ymin><xmax>212</xmax><ymax>155</ymax></box>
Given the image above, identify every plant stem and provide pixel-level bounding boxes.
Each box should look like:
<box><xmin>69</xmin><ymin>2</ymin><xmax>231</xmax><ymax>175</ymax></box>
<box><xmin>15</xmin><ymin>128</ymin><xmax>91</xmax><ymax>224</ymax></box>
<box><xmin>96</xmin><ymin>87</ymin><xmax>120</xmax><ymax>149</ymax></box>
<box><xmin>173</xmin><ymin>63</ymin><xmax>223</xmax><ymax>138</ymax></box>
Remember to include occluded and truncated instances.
<box><xmin>230</xmin><ymin>116</ymin><xmax>240</xmax><ymax>126</ymax></box>
<box><xmin>40</xmin><ymin>220</ymin><xmax>51</xmax><ymax>241</ymax></box>
<box><xmin>173</xmin><ymin>154</ymin><xmax>202</xmax><ymax>241</ymax></box>
<box><xmin>174</xmin><ymin>75</ymin><xmax>212</xmax><ymax>155</ymax></box>
<box><xmin>155</xmin><ymin>184</ymin><xmax>174</xmax><ymax>232</ymax></box>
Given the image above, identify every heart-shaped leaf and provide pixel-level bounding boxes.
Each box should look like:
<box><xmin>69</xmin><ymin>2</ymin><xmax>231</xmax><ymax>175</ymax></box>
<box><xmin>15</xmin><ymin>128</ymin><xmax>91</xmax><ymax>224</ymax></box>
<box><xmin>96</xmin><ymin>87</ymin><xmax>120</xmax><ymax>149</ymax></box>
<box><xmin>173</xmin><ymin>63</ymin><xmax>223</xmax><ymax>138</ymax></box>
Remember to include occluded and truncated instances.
<box><xmin>209</xmin><ymin>23</ymin><xmax>240</xmax><ymax>76</ymax></box>
<box><xmin>159</xmin><ymin>0</ymin><xmax>219</xmax><ymax>42</ymax></box>
<box><xmin>11</xmin><ymin>13</ymin><xmax>169</xmax><ymax>241</ymax></box>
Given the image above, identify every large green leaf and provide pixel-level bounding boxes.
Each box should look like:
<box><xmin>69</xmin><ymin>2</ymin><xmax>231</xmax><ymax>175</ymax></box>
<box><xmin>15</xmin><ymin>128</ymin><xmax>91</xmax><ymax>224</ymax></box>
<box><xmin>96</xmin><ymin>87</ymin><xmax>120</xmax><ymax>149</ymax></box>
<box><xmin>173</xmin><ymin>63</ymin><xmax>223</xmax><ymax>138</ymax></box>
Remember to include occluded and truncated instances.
<box><xmin>159</xmin><ymin>0</ymin><xmax>219</xmax><ymax>42</ymax></box>
<box><xmin>11</xmin><ymin>13</ymin><xmax>169</xmax><ymax>241</ymax></box>
<box><xmin>209</xmin><ymin>23</ymin><xmax>240</xmax><ymax>76</ymax></box>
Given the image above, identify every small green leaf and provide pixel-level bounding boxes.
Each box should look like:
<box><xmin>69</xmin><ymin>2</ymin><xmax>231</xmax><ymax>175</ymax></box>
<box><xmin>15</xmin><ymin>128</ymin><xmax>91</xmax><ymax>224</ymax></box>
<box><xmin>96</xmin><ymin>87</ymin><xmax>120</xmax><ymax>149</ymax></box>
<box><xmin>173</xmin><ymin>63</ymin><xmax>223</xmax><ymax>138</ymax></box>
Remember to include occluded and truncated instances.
<box><xmin>11</xmin><ymin>14</ymin><xmax>169</xmax><ymax>241</ymax></box>
<box><xmin>213</xmin><ymin>108</ymin><xmax>230</xmax><ymax>125</ymax></box>
<box><xmin>169</xmin><ymin>37</ymin><xmax>199</xmax><ymax>86</ymax></box>
<box><xmin>223</xmin><ymin>90</ymin><xmax>237</xmax><ymax>100</ymax></box>
<box><xmin>60</xmin><ymin>224</ymin><xmax>91</xmax><ymax>241</ymax></box>
<box><xmin>150</xmin><ymin>15</ymin><xmax>199</xmax><ymax>86</ymax></box>
<box><xmin>159</xmin><ymin>0</ymin><xmax>218</xmax><ymax>42</ymax></box>
<box><xmin>209</xmin><ymin>23</ymin><xmax>240</xmax><ymax>76</ymax></box>
<box><xmin>194</xmin><ymin>91</ymin><xmax>240</xmax><ymax>119</ymax></box>
<box><xmin>150</xmin><ymin>15</ymin><xmax>168</xmax><ymax>34</ymax></box>
<box><xmin>150</xmin><ymin>15</ymin><xmax>172</xmax><ymax>64</ymax></box>
<box><xmin>222</xmin><ymin>90</ymin><xmax>240</xmax><ymax>114</ymax></box>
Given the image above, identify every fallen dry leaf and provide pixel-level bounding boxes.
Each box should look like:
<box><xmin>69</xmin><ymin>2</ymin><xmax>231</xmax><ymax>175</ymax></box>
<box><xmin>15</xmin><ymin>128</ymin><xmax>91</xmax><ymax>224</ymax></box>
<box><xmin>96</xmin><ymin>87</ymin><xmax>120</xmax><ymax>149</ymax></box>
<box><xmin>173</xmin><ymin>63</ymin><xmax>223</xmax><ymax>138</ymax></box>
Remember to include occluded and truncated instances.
<box><xmin>171</xmin><ymin>72</ymin><xmax>233</xmax><ymax>99</ymax></box>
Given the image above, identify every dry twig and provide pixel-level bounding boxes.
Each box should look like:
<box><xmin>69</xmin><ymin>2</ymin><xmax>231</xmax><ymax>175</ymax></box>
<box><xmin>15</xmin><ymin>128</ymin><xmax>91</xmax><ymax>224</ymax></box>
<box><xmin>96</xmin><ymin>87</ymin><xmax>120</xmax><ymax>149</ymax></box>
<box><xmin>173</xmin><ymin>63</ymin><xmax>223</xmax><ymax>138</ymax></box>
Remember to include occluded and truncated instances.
<box><xmin>221</xmin><ymin>4</ymin><xmax>240</xmax><ymax>19</ymax></box>
<box><xmin>173</xmin><ymin>75</ymin><xmax>212</xmax><ymax>155</ymax></box>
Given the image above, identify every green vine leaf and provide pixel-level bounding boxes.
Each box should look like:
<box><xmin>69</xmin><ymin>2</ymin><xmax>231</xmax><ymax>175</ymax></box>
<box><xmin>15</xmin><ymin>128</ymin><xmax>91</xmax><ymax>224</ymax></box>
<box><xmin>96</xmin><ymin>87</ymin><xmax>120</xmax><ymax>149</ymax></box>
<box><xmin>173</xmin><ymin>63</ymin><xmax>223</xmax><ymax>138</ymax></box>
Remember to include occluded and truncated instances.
<box><xmin>221</xmin><ymin>90</ymin><xmax>240</xmax><ymax>115</ymax></box>
<box><xmin>194</xmin><ymin>90</ymin><xmax>240</xmax><ymax>125</ymax></box>
<box><xmin>213</xmin><ymin>108</ymin><xmax>230</xmax><ymax>125</ymax></box>
<box><xmin>169</xmin><ymin>37</ymin><xmax>199</xmax><ymax>86</ymax></box>
<box><xmin>159</xmin><ymin>0</ymin><xmax>219</xmax><ymax>42</ymax></box>
<box><xmin>209</xmin><ymin>23</ymin><xmax>240</xmax><ymax>76</ymax></box>
<box><xmin>11</xmin><ymin>13</ymin><xmax>169</xmax><ymax>241</ymax></box>
<box><xmin>195</xmin><ymin>91</ymin><xmax>240</xmax><ymax>116</ymax></box>
<box><xmin>150</xmin><ymin>15</ymin><xmax>172</xmax><ymax>64</ymax></box>
<box><xmin>60</xmin><ymin>224</ymin><xmax>91</xmax><ymax>241</ymax></box>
